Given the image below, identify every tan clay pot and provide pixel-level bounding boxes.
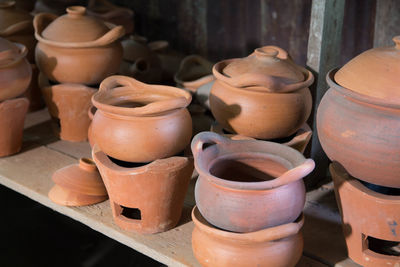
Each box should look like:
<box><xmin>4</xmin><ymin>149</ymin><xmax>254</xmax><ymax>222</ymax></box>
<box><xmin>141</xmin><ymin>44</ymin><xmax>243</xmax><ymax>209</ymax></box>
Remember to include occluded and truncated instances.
<box><xmin>191</xmin><ymin>132</ymin><xmax>314</xmax><ymax>232</ymax></box>
<box><xmin>331</xmin><ymin>162</ymin><xmax>400</xmax><ymax>267</ymax></box>
<box><xmin>39</xmin><ymin>73</ymin><xmax>96</xmax><ymax>142</ymax></box>
<box><xmin>0</xmin><ymin>1</ymin><xmax>36</xmax><ymax>62</ymax></box>
<box><xmin>192</xmin><ymin>206</ymin><xmax>304</xmax><ymax>267</ymax></box>
<box><xmin>34</xmin><ymin>6</ymin><xmax>124</xmax><ymax>85</ymax></box>
<box><xmin>21</xmin><ymin>64</ymin><xmax>45</xmax><ymax>112</ymax></box>
<box><xmin>0</xmin><ymin>37</ymin><xmax>31</xmax><ymax>101</ymax></box>
<box><xmin>0</xmin><ymin>97</ymin><xmax>29</xmax><ymax>157</ymax></box>
<box><xmin>87</xmin><ymin>0</ymin><xmax>134</xmax><ymax>35</ymax></box>
<box><xmin>174</xmin><ymin>55</ymin><xmax>215</xmax><ymax>93</ymax></box>
<box><xmin>91</xmin><ymin>75</ymin><xmax>192</xmax><ymax>163</ymax></box>
<box><xmin>317</xmin><ymin>70</ymin><xmax>400</xmax><ymax>188</ymax></box>
<box><xmin>210</xmin><ymin>46</ymin><xmax>313</xmax><ymax>140</ymax></box>
<box><xmin>92</xmin><ymin>144</ymin><xmax>194</xmax><ymax>234</ymax></box>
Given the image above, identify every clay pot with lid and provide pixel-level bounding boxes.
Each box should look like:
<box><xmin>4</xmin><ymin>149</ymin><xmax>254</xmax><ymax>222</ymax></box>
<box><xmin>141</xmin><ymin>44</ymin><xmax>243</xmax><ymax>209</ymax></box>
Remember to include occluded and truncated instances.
<box><xmin>91</xmin><ymin>75</ymin><xmax>192</xmax><ymax>163</ymax></box>
<box><xmin>191</xmin><ymin>132</ymin><xmax>314</xmax><ymax>233</ymax></box>
<box><xmin>317</xmin><ymin>36</ymin><xmax>400</xmax><ymax>188</ymax></box>
<box><xmin>210</xmin><ymin>46</ymin><xmax>313</xmax><ymax>140</ymax></box>
<box><xmin>34</xmin><ymin>6</ymin><xmax>124</xmax><ymax>85</ymax></box>
<box><xmin>192</xmin><ymin>206</ymin><xmax>304</xmax><ymax>267</ymax></box>
<box><xmin>0</xmin><ymin>37</ymin><xmax>31</xmax><ymax>101</ymax></box>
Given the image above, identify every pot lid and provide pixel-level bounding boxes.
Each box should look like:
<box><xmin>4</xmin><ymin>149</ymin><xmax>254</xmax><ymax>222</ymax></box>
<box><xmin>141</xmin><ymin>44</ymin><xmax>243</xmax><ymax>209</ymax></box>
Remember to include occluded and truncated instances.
<box><xmin>222</xmin><ymin>46</ymin><xmax>305</xmax><ymax>86</ymax></box>
<box><xmin>0</xmin><ymin>1</ymin><xmax>32</xmax><ymax>34</ymax></box>
<box><xmin>41</xmin><ymin>6</ymin><xmax>110</xmax><ymax>42</ymax></box>
<box><xmin>335</xmin><ymin>36</ymin><xmax>400</xmax><ymax>104</ymax></box>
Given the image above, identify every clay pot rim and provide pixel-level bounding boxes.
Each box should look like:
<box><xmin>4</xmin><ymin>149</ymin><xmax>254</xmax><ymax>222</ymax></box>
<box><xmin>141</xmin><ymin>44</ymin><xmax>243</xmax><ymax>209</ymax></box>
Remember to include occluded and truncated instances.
<box><xmin>192</xmin><ymin>206</ymin><xmax>304</xmax><ymax>241</ymax></box>
<box><xmin>92</xmin><ymin>75</ymin><xmax>192</xmax><ymax>117</ymax></box>
<box><xmin>213</xmin><ymin>58</ymin><xmax>314</xmax><ymax>93</ymax></box>
<box><xmin>191</xmin><ymin>132</ymin><xmax>315</xmax><ymax>191</ymax></box>
<box><xmin>327</xmin><ymin>68</ymin><xmax>400</xmax><ymax>109</ymax></box>
<box><xmin>0</xmin><ymin>42</ymin><xmax>28</xmax><ymax>68</ymax></box>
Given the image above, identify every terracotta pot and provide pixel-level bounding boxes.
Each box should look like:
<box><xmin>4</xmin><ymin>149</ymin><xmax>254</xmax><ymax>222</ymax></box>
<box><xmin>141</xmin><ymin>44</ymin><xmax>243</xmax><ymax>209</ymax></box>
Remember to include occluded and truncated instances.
<box><xmin>34</xmin><ymin>6</ymin><xmax>124</xmax><ymax>85</ymax></box>
<box><xmin>331</xmin><ymin>162</ymin><xmax>400</xmax><ymax>267</ymax></box>
<box><xmin>91</xmin><ymin>75</ymin><xmax>192</xmax><ymax>163</ymax></box>
<box><xmin>49</xmin><ymin>184</ymin><xmax>107</xmax><ymax>207</ymax></box>
<box><xmin>39</xmin><ymin>73</ymin><xmax>96</xmax><ymax>142</ymax></box>
<box><xmin>92</xmin><ymin>144</ymin><xmax>194</xmax><ymax>234</ymax></box>
<box><xmin>119</xmin><ymin>35</ymin><xmax>162</xmax><ymax>84</ymax></box>
<box><xmin>0</xmin><ymin>1</ymin><xmax>36</xmax><ymax>62</ymax></box>
<box><xmin>174</xmin><ymin>55</ymin><xmax>215</xmax><ymax>93</ymax></box>
<box><xmin>192</xmin><ymin>206</ymin><xmax>304</xmax><ymax>267</ymax></box>
<box><xmin>87</xmin><ymin>105</ymin><xmax>96</xmax><ymax>147</ymax></box>
<box><xmin>191</xmin><ymin>132</ymin><xmax>314</xmax><ymax>232</ymax></box>
<box><xmin>87</xmin><ymin>0</ymin><xmax>134</xmax><ymax>35</ymax></box>
<box><xmin>211</xmin><ymin>122</ymin><xmax>312</xmax><ymax>154</ymax></box>
<box><xmin>0</xmin><ymin>97</ymin><xmax>29</xmax><ymax>157</ymax></box>
<box><xmin>21</xmin><ymin>64</ymin><xmax>45</xmax><ymax>112</ymax></box>
<box><xmin>0</xmin><ymin>38</ymin><xmax>31</xmax><ymax>101</ymax></box>
<box><xmin>317</xmin><ymin>69</ymin><xmax>400</xmax><ymax>188</ymax></box>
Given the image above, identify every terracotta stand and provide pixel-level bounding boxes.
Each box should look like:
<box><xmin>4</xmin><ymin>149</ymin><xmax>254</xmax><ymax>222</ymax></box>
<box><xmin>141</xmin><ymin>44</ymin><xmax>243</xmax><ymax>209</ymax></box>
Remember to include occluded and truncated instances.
<box><xmin>331</xmin><ymin>162</ymin><xmax>400</xmax><ymax>267</ymax></box>
<box><xmin>92</xmin><ymin>145</ymin><xmax>194</xmax><ymax>234</ymax></box>
<box><xmin>39</xmin><ymin>73</ymin><xmax>96</xmax><ymax>142</ymax></box>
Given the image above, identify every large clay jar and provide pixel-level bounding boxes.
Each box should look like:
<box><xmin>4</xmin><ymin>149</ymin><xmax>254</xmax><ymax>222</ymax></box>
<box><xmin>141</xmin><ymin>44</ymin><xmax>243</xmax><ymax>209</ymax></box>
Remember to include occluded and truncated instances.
<box><xmin>0</xmin><ymin>97</ymin><xmax>29</xmax><ymax>157</ymax></box>
<box><xmin>87</xmin><ymin>0</ymin><xmax>134</xmax><ymax>35</ymax></box>
<box><xmin>191</xmin><ymin>132</ymin><xmax>314</xmax><ymax>233</ymax></box>
<box><xmin>39</xmin><ymin>73</ymin><xmax>96</xmax><ymax>142</ymax></box>
<box><xmin>210</xmin><ymin>46</ymin><xmax>313</xmax><ymax>140</ymax></box>
<box><xmin>92</xmin><ymin>144</ymin><xmax>194</xmax><ymax>234</ymax></box>
<box><xmin>91</xmin><ymin>75</ymin><xmax>192</xmax><ymax>163</ymax></box>
<box><xmin>331</xmin><ymin>162</ymin><xmax>400</xmax><ymax>267</ymax></box>
<box><xmin>192</xmin><ymin>206</ymin><xmax>304</xmax><ymax>267</ymax></box>
<box><xmin>0</xmin><ymin>37</ymin><xmax>31</xmax><ymax>101</ymax></box>
<box><xmin>317</xmin><ymin>36</ymin><xmax>400</xmax><ymax>188</ymax></box>
<box><xmin>34</xmin><ymin>6</ymin><xmax>124</xmax><ymax>85</ymax></box>
<box><xmin>0</xmin><ymin>1</ymin><xmax>36</xmax><ymax>62</ymax></box>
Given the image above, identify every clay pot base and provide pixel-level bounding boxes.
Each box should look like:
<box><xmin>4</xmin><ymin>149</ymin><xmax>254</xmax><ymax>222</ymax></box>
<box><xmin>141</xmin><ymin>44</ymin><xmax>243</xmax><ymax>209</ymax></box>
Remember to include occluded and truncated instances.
<box><xmin>48</xmin><ymin>184</ymin><xmax>107</xmax><ymax>206</ymax></box>
<box><xmin>211</xmin><ymin>121</ymin><xmax>312</xmax><ymax>154</ymax></box>
<box><xmin>331</xmin><ymin>162</ymin><xmax>400</xmax><ymax>267</ymax></box>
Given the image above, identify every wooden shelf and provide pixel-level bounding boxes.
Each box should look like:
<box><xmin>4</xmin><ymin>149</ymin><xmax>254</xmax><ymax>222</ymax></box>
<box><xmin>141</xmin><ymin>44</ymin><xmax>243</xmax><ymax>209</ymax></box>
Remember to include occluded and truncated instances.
<box><xmin>0</xmin><ymin>109</ymin><xmax>359</xmax><ymax>267</ymax></box>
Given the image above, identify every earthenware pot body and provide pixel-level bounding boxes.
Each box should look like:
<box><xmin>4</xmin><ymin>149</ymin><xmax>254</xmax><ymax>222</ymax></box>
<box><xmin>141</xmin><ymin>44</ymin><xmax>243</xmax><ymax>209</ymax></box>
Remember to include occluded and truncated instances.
<box><xmin>91</xmin><ymin>75</ymin><xmax>192</xmax><ymax>163</ymax></box>
<box><xmin>192</xmin><ymin>206</ymin><xmax>304</xmax><ymax>267</ymax></box>
<box><xmin>191</xmin><ymin>132</ymin><xmax>314</xmax><ymax>232</ymax></box>
<box><xmin>210</xmin><ymin>46</ymin><xmax>313</xmax><ymax>139</ymax></box>
<box><xmin>34</xmin><ymin>6</ymin><xmax>124</xmax><ymax>85</ymax></box>
<box><xmin>317</xmin><ymin>69</ymin><xmax>400</xmax><ymax>188</ymax></box>
<box><xmin>0</xmin><ymin>37</ymin><xmax>31</xmax><ymax>101</ymax></box>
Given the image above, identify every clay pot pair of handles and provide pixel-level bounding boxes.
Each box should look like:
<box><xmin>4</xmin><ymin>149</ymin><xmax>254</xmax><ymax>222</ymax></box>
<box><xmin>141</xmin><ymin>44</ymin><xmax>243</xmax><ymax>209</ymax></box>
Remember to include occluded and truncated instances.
<box><xmin>191</xmin><ymin>132</ymin><xmax>315</xmax><ymax>190</ymax></box>
<box><xmin>92</xmin><ymin>75</ymin><xmax>192</xmax><ymax>116</ymax></box>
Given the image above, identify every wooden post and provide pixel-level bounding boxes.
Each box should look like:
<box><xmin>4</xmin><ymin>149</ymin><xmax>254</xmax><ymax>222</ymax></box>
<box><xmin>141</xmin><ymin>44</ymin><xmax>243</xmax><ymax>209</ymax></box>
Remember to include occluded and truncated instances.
<box><xmin>306</xmin><ymin>0</ymin><xmax>345</xmax><ymax>187</ymax></box>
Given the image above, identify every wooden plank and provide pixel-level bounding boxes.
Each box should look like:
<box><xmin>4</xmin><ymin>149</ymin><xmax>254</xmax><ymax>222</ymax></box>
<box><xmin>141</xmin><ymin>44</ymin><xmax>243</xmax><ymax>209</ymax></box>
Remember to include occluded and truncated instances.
<box><xmin>306</xmin><ymin>0</ymin><xmax>345</xmax><ymax>187</ymax></box>
<box><xmin>374</xmin><ymin>0</ymin><xmax>400</xmax><ymax>47</ymax></box>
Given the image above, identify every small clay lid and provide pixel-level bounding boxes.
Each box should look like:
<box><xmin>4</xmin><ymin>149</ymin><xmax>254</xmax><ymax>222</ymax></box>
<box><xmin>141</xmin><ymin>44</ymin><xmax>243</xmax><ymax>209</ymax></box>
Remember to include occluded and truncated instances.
<box><xmin>222</xmin><ymin>46</ymin><xmax>305</xmax><ymax>86</ymax></box>
<box><xmin>0</xmin><ymin>1</ymin><xmax>32</xmax><ymax>33</ymax></box>
<box><xmin>41</xmin><ymin>6</ymin><xmax>110</xmax><ymax>42</ymax></box>
<box><xmin>52</xmin><ymin>158</ymin><xmax>107</xmax><ymax>196</ymax></box>
<box><xmin>335</xmin><ymin>36</ymin><xmax>400</xmax><ymax>104</ymax></box>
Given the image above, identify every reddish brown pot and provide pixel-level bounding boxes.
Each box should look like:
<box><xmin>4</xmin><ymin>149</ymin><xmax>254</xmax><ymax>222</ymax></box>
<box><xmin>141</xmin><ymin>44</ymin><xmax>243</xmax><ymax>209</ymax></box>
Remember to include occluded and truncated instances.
<box><xmin>192</xmin><ymin>206</ymin><xmax>304</xmax><ymax>267</ymax></box>
<box><xmin>0</xmin><ymin>97</ymin><xmax>29</xmax><ymax>157</ymax></box>
<box><xmin>91</xmin><ymin>75</ymin><xmax>192</xmax><ymax>163</ymax></box>
<box><xmin>21</xmin><ymin>64</ymin><xmax>45</xmax><ymax>112</ymax></box>
<box><xmin>317</xmin><ymin>70</ymin><xmax>400</xmax><ymax>188</ymax></box>
<box><xmin>191</xmin><ymin>132</ymin><xmax>314</xmax><ymax>232</ymax></box>
<box><xmin>87</xmin><ymin>105</ymin><xmax>96</xmax><ymax>147</ymax></box>
<box><xmin>39</xmin><ymin>73</ymin><xmax>96</xmax><ymax>142</ymax></box>
<box><xmin>331</xmin><ymin>162</ymin><xmax>400</xmax><ymax>267</ymax></box>
<box><xmin>92</xmin><ymin>144</ymin><xmax>194</xmax><ymax>234</ymax></box>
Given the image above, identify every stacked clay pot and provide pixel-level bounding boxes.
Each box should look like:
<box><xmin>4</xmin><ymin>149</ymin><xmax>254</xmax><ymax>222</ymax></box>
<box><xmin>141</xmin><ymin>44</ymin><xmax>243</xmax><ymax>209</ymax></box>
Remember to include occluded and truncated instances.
<box><xmin>191</xmin><ymin>131</ymin><xmax>315</xmax><ymax>266</ymax></box>
<box><xmin>91</xmin><ymin>75</ymin><xmax>194</xmax><ymax>234</ymax></box>
<box><xmin>34</xmin><ymin>6</ymin><xmax>124</xmax><ymax>142</ymax></box>
<box><xmin>0</xmin><ymin>37</ymin><xmax>31</xmax><ymax>157</ymax></box>
<box><xmin>317</xmin><ymin>36</ymin><xmax>400</xmax><ymax>266</ymax></box>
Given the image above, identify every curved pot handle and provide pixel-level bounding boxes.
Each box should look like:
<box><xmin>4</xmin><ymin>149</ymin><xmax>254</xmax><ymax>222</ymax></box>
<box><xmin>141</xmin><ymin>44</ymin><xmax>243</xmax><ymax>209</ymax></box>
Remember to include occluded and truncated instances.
<box><xmin>92</xmin><ymin>25</ymin><xmax>125</xmax><ymax>46</ymax></box>
<box><xmin>191</xmin><ymin>132</ymin><xmax>229</xmax><ymax>158</ymax></box>
<box><xmin>33</xmin><ymin>12</ymin><xmax>58</xmax><ymax>37</ymax></box>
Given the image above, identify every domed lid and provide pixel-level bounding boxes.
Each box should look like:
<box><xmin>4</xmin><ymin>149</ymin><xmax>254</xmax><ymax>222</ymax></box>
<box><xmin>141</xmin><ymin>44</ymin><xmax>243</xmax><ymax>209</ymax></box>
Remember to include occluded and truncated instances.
<box><xmin>41</xmin><ymin>6</ymin><xmax>110</xmax><ymax>42</ymax></box>
<box><xmin>0</xmin><ymin>37</ymin><xmax>27</xmax><ymax>67</ymax></box>
<box><xmin>0</xmin><ymin>1</ymin><xmax>32</xmax><ymax>35</ymax></box>
<box><xmin>335</xmin><ymin>36</ymin><xmax>400</xmax><ymax>104</ymax></box>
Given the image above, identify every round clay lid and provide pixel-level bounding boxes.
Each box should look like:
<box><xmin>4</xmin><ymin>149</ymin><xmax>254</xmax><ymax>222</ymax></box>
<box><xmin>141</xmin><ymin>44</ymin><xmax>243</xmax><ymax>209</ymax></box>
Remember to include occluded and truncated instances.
<box><xmin>335</xmin><ymin>36</ymin><xmax>400</xmax><ymax>104</ymax></box>
<box><xmin>41</xmin><ymin>6</ymin><xmax>110</xmax><ymax>42</ymax></box>
<box><xmin>0</xmin><ymin>1</ymin><xmax>32</xmax><ymax>33</ymax></box>
<box><xmin>222</xmin><ymin>46</ymin><xmax>306</xmax><ymax>86</ymax></box>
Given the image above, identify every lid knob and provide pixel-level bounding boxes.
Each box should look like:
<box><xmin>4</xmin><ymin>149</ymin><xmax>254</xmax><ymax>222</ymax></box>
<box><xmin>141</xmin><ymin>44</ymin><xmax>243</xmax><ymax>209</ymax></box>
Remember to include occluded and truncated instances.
<box><xmin>79</xmin><ymin>158</ymin><xmax>97</xmax><ymax>172</ymax></box>
<box><xmin>393</xmin><ymin>36</ymin><xmax>400</xmax><ymax>50</ymax></box>
<box><xmin>254</xmin><ymin>47</ymin><xmax>279</xmax><ymax>58</ymax></box>
<box><xmin>66</xmin><ymin>6</ymin><xmax>86</xmax><ymax>18</ymax></box>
